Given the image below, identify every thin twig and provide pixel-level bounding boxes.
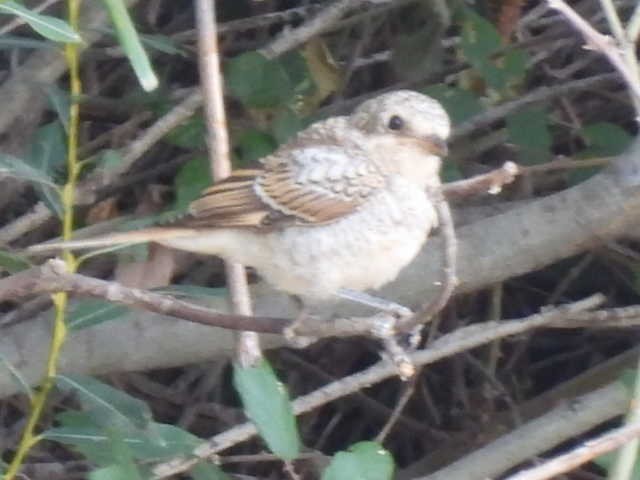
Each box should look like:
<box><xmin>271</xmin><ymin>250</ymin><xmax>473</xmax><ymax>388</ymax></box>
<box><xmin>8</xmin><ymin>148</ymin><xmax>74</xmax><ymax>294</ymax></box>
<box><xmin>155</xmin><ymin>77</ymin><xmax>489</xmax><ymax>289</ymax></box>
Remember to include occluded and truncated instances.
<box><xmin>401</xmin><ymin>191</ymin><xmax>458</xmax><ymax>331</ymax></box>
<box><xmin>258</xmin><ymin>0</ymin><xmax>363</xmax><ymax>59</ymax></box>
<box><xmin>442</xmin><ymin>162</ymin><xmax>519</xmax><ymax>202</ymax></box>
<box><xmin>505</xmin><ymin>421</ymin><xmax>640</xmax><ymax>480</ymax></box>
<box><xmin>628</xmin><ymin>3</ymin><xmax>640</xmax><ymax>43</ymax></box>
<box><xmin>195</xmin><ymin>0</ymin><xmax>260</xmax><ymax>366</ymax></box>
<box><xmin>548</xmin><ymin>0</ymin><xmax>640</xmax><ymax>113</ymax></box>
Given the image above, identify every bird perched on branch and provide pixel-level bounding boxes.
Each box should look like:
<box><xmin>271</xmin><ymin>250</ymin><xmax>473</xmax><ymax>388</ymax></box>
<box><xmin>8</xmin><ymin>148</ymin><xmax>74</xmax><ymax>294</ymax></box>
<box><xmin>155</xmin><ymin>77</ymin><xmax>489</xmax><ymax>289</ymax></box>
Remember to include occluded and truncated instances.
<box><xmin>30</xmin><ymin>90</ymin><xmax>450</xmax><ymax>302</ymax></box>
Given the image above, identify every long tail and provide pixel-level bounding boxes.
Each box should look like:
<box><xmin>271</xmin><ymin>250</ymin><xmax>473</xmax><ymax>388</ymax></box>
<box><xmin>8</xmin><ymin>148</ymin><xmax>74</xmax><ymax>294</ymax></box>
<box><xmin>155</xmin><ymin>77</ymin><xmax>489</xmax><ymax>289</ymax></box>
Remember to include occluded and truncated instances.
<box><xmin>27</xmin><ymin>227</ymin><xmax>201</xmax><ymax>253</ymax></box>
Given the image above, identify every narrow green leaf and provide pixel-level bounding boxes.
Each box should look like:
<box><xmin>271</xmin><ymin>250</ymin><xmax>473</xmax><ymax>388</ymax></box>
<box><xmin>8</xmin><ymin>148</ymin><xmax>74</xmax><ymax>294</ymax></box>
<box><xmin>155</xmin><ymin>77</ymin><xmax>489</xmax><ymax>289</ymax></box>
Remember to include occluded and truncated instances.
<box><xmin>139</xmin><ymin>33</ymin><xmax>186</xmax><ymax>56</ymax></box>
<box><xmin>46</xmin><ymin>411</ymin><xmax>116</xmax><ymax>465</ymax></box>
<box><xmin>25</xmin><ymin>121</ymin><xmax>67</xmax><ymax>216</ymax></box>
<box><xmin>322</xmin><ymin>442</ymin><xmax>394</xmax><ymax>480</ymax></box>
<box><xmin>233</xmin><ymin>360</ymin><xmax>300</xmax><ymax>460</ymax></box>
<box><xmin>0</xmin><ymin>353</ymin><xmax>33</xmax><ymax>398</ymax></box>
<box><xmin>0</xmin><ymin>153</ymin><xmax>59</xmax><ymax>188</ymax></box>
<box><xmin>56</xmin><ymin>375</ymin><xmax>152</xmax><ymax>431</ymax></box>
<box><xmin>67</xmin><ymin>299</ymin><xmax>130</xmax><ymax>331</ymax></box>
<box><xmin>0</xmin><ymin>35</ymin><xmax>53</xmax><ymax>49</ymax></box>
<box><xmin>27</xmin><ymin>121</ymin><xmax>67</xmax><ymax>176</ymax></box>
<box><xmin>47</xmin><ymin>416</ymin><xmax>218</xmax><ymax>466</ymax></box>
<box><xmin>102</xmin><ymin>0</ymin><xmax>159</xmax><ymax>91</ymax></box>
<box><xmin>0</xmin><ymin>1</ymin><xmax>81</xmax><ymax>43</ymax></box>
<box><xmin>0</xmin><ymin>249</ymin><xmax>31</xmax><ymax>273</ymax></box>
<box><xmin>44</xmin><ymin>85</ymin><xmax>71</xmax><ymax>132</ymax></box>
<box><xmin>105</xmin><ymin>430</ymin><xmax>143</xmax><ymax>480</ymax></box>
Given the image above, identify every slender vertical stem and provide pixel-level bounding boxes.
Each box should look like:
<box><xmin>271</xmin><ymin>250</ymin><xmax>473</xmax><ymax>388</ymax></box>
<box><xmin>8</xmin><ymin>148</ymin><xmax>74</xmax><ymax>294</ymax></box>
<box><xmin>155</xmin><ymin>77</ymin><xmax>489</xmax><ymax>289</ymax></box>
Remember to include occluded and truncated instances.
<box><xmin>4</xmin><ymin>1</ymin><xmax>81</xmax><ymax>478</ymax></box>
<box><xmin>194</xmin><ymin>0</ymin><xmax>261</xmax><ymax>365</ymax></box>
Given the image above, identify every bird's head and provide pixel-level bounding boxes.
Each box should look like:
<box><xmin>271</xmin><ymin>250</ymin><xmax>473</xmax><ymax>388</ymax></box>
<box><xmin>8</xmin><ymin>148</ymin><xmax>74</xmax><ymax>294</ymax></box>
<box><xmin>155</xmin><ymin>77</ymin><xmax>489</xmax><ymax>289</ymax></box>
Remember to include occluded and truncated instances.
<box><xmin>349</xmin><ymin>90</ymin><xmax>450</xmax><ymax>157</ymax></box>
<box><xmin>349</xmin><ymin>90</ymin><xmax>451</xmax><ymax>187</ymax></box>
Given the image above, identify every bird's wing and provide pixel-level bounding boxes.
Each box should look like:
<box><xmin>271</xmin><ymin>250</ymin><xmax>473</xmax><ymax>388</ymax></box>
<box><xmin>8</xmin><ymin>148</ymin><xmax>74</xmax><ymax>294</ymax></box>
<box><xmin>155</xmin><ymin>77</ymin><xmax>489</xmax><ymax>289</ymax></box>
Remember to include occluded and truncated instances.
<box><xmin>185</xmin><ymin>144</ymin><xmax>386</xmax><ymax>229</ymax></box>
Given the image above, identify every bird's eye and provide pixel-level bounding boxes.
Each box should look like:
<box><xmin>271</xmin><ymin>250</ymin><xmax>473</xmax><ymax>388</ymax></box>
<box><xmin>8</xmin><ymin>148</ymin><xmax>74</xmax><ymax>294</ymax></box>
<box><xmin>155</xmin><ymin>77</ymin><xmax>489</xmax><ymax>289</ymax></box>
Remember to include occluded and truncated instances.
<box><xmin>388</xmin><ymin>115</ymin><xmax>404</xmax><ymax>130</ymax></box>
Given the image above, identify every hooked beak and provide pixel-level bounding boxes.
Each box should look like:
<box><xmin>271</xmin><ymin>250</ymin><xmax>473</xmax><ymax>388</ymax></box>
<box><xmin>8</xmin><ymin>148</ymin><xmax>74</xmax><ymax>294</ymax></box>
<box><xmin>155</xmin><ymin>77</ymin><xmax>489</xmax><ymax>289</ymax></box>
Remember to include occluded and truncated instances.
<box><xmin>423</xmin><ymin>134</ymin><xmax>448</xmax><ymax>157</ymax></box>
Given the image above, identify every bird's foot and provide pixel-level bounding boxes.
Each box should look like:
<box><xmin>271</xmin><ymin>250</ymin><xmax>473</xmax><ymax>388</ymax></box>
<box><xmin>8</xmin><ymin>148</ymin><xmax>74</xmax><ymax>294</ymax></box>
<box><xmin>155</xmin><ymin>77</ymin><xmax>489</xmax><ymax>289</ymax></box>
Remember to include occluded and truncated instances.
<box><xmin>381</xmin><ymin>335</ymin><xmax>416</xmax><ymax>381</ymax></box>
<box><xmin>284</xmin><ymin>308</ymin><xmax>318</xmax><ymax>348</ymax></box>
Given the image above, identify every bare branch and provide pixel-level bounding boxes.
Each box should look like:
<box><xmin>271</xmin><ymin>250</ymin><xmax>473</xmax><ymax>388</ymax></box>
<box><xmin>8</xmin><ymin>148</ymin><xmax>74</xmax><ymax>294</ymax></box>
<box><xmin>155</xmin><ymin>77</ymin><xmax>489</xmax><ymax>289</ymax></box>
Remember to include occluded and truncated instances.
<box><xmin>505</xmin><ymin>421</ymin><xmax>640</xmax><ymax>480</ymax></box>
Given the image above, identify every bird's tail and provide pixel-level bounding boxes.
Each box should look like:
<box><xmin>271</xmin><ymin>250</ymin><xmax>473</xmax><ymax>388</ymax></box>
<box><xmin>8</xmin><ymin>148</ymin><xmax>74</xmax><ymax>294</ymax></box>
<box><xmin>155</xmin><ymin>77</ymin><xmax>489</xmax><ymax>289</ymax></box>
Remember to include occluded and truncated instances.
<box><xmin>27</xmin><ymin>227</ymin><xmax>200</xmax><ymax>253</ymax></box>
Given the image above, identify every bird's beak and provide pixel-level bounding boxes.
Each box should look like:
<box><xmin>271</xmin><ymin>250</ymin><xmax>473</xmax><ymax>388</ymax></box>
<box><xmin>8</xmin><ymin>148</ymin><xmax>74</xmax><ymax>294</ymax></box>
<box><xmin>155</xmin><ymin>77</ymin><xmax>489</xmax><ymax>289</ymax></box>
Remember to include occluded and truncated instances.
<box><xmin>422</xmin><ymin>135</ymin><xmax>448</xmax><ymax>157</ymax></box>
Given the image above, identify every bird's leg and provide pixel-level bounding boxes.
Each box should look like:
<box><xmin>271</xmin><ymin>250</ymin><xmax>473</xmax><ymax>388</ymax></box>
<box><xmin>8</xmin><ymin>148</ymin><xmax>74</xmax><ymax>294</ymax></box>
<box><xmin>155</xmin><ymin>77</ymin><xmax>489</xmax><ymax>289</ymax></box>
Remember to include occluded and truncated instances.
<box><xmin>335</xmin><ymin>290</ymin><xmax>421</xmax><ymax>379</ymax></box>
<box><xmin>283</xmin><ymin>295</ymin><xmax>317</xmax><ymax>348</ymax></box>
<box><xmin>336</xmin><ymin>288</ymin><xmax>413</xmax><ymax>318</ymax></box>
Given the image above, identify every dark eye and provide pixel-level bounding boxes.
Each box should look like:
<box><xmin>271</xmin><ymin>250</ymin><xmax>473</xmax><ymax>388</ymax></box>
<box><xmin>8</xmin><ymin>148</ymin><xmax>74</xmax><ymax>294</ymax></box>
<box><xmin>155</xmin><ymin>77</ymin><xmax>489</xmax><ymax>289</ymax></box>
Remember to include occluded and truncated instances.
<box><xmin>388</xmin><ymin>115</ymin><xmax>404</xmax><ymax>130</ymax></box>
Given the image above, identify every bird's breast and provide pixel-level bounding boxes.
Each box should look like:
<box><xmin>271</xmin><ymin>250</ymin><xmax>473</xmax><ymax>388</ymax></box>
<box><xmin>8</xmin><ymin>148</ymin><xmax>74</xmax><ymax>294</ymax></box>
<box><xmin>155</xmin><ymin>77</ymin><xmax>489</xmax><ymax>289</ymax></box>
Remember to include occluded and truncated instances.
<box><xmin>258</xmin><ymin>178</ymin><xmax>436</xmax><ymax>298</ymax></box>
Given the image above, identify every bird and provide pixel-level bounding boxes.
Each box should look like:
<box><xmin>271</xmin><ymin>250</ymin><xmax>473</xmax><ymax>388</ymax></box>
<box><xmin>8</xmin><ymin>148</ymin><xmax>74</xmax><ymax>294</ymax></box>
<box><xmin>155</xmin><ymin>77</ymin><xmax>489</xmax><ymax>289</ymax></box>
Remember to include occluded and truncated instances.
<box><xmin>30</xmin><ymin>90</ymin><xmax>451</xmax><ymax>304</ymax></box>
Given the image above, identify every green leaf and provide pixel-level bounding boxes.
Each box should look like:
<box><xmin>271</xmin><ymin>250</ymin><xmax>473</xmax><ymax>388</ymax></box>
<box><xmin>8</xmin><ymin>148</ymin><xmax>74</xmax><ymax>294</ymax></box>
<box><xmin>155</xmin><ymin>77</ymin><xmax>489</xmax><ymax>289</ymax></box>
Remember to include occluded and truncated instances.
<box><xmin>190</xmin><ymin>463</ymin><xmax>231</xmax><ymax>480</ymax></box>
<box><xmin>226</xmin><ymin>52</ymin><xmax>294</xmax><ymax>108</ymax></box>
<box><xmin>460</xmin><ymin>9</ymin><xmax>502</xmax><ymax>87</ymax></box>
<box><xmin>322</xmin><ymin>442</ymin><xmax>394</xmax><ymax>480</ymax></box>
<box><xmin>0</xmin><ymin>353</ymin><xmax>33</xmax><ymax>398</ymax></box>
<box><xmin>459</xmin><ymin>8</ymin><xmax>528</xmax><ymax>91</ymax></box>
<box><xmin>102</xmin><ymin>0</ymin><xmax>159</xmax><ymax>91</ymax></box>
<box><xmin>567</xmin><ymin>122</ymin><xmax>632</xmax><ymax>185</ymax></box>
<box><xmin>165</xmin><ymin>116</ymin><xmax>207</xmax><ymax>149</ymax></box>
<box><xmin>279</xmin><ymin>50</ymin><xmax>315</xmax><ymax>97</ymax></box>
<box><xmin>173</xmin><ymin>156</ymin><xmax>212</xmax><ymax>213</ymax></box>
<box><xmin>56</xmin><ymin>375</ymin><xmax>153</xmax><ymax>431</ymax></box>
<box><xmin>0</xmin><ymin>1</ymin><xmax>81</xmax><ymax>43</ymax></box>
<box><xmin>44</xmin><ymin>85</ymin><xmax>70</xmax><ymax>132</ymax></box>
<box><xmin>391</xmin><ymin>29</ymin><xmax>444</xmax><ymax>80</ymax></box>
<box><xmin>27</xmin><ymin>121</ymin><xmax>67</xmax><ymax>175</ymax></box>
<box><xmin>272</xmin><ymin>109</ymin><xmax>304</xmax><ymax>144</ymax></box>
<box><xmin>67</xmin><ymin>299</ymin><xmax>130</xmax><ymax>331</ymax></box>
<box><xmin>95</xmin><ymin>149</ymin><xmax>125</xmax><ymax>171</ymax></box>
<box><xmin>580</xmin><ymin>122</ymin><xmax>632</xmax><ymax>157</ymax></box>
<box><xmin>25</xmin><ymin>122</ymin><xmax>67</xmax><ymax>217</ymax></box>
<box><xmin>46</xmin><ymin>416</ymin><xmax>219</xmax><ymax>468</ymax></box>
<box><xmin>0</xmin><ymin>35</ymin><xmax>53</xmax><ymax>49</ymax></box>
<box><xmin>232</xmin><ymin>360</ymin><xmax>300</xmax><ymax>460</ymax></box>
<box><xmin>423</xmin><ymin>85</ymin><xmax>484</xmax><ymax>125</ymax></box>
<box><xmin>236</xmin><ymin>130</ymin><xmax>277</xmax><ymax>164</ymax></box>
<box><xmin>139</xmin><ymin>33</ymin><xmax>186</xmax><ymax>56</ymax></box>
<box><xmin>90</xmin><ymin>464</ymin><xmax>140</xmax><ymax>480</ymax></box>
<box><xmin>0</xmin><ymin>249</ymin><xmax>31</xmax><ymax>273</ymax></box>
<box><xmin>506</xmin><ymin>108</ymin><xmax>552</xmax><ymax>165</ymax></box>
<box><xmin>0</xmin><ymin>153</ymin><xmax>59</xmax><ymax>188</ymax></box>
<box><xmin>46</xmin><ymin>411</ymin><xmax>116</xmax><ymax>465</ymax></box>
